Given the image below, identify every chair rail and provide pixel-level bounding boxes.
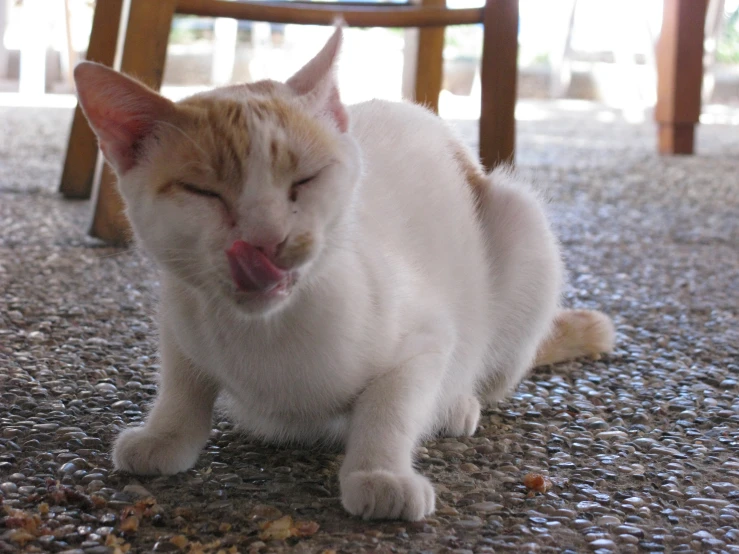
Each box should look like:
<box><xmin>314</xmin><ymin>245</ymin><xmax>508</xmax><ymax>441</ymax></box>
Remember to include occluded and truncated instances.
<box><xmin>175</xmin><ymin>0</ymin><xmax>484</xmax><ymax>27</ymax></box>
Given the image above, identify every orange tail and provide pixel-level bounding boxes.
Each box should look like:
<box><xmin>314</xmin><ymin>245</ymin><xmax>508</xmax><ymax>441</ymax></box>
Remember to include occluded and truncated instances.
<box><xmin>534</xmin><ymin>309</ymin><xmax>615</xmax><ymax>367</ymax></box>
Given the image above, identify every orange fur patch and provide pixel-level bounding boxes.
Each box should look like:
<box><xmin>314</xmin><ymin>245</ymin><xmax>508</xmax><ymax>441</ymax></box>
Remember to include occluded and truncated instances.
<box><xmin>451</xmin><ymin>143</ymin><xmax>488</xmax><ymax>212</ymax></box>
<box><xmin>176</xmin><ymin>98</ymin><xmax>250</xmax><ymax>186</ymax></box>
<box><xmin>534</xmin><ymin>309</ymin><xmax>616</xmax><ymax>366</ymax></box>
<box><xmin>279</xmin><ymin>232</ymin><xmax>314</xmax><ymax>266</ymax></box>
<box><xmin>148</xmin><ymin>88</ymin><xmax>337</xmax><ymax>201</ymax></box>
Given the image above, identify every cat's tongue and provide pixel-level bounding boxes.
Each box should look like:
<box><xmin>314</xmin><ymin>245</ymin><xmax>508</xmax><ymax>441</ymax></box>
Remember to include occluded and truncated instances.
<box><xmin>226</xmin><ymin>240</ymin><xmax>286</xmax><ymax>292</ymax></box>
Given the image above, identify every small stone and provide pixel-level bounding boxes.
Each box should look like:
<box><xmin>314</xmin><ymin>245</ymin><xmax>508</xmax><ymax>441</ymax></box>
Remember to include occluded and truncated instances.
<box><xmin>111</xmin><ymin>400</ymin><xmax>132</xmax><ymax>410</ymax></box>
<box><xmin>468</xmin><ymin>502</ymin><xmax>503</xmax><ymax>513</ymax></box>
<box><xmin>589</xmin><ymin>538</ymin><xmax>616</xmax><ymax>549</ymax></box>
<box><xmin>615</xmin><ymin>525</ymin><xmax>644</xmax><ymax>538</ymax></box>
<box><xmin>456</xmin><ymin>519</ymin><xmax>483</xmax><ymax>529</ymax></box>
<box><xmin>711</xmin><ymin>482</ymin><xmax>737</xmax><ymax>493</ymax></box>
<box><xmin>122</xmin><ymin>484</ymin><xmax>152</xmax><ymax>498</ymax></box>
<box><xmin>633</xmin><ymin>438</ymin><xmax>657</xmax><ymax>451</ymax></box>
<box><xmin>554</xmin><ymin>509</ymin><xmax>576</xmax><ymax>518</ymax></box>
<box><xmin>86</xmin><ymin>480</ymin><xmax>105</xmax><ymax>493</ymax></box>
<box><xmin>703</xmin><ymin>538</ymin><xmax>726</xmax><ymax>548</ymax></box>
<box><xmin>84</xmin><ymin>547</ymin><xmax>112</xmax><ymax>554</ymax></box>
<box><xmin>651</xmin><ymin>447</ymin><xmax>684</xmax><ymax>458</ymax></box>
<box><xmin>685</xmin><ymin>497</ymin><xmax>730</xmax><ymax>508</ymax></box>
<box><xmin>585</xmin><ymin>418</ymin><xmax>609</xmax><ymax>430</ymax></box>
<box><xmin>596</xmin><ymin>431</ymin><xmax>627</xmax><ymax>440</ymax></box>
<box><xmin>59</xmin><ymin>463</ymin><xmax>78</xmax><ymax>475</ymax></box>
<box><xmin>33</xmin><ymin>423</ymin><xmax>59</xmax><ymax>432</ymax></box>
<box><xmin>596</xmin><ymin>515</ymin><xmax>620</xmax><ymax>526</ymax></box>
<box><xmin>435</xmin><ymin>442</ymin><xmax>468</xmax><ymax>453</ymax></box>
<box><xmin>0</xmin><ymin>482</ymin><xmax>18</xmax><ymax>494</ymax></box>
<box><xmin>577</xmin><ymin>501</ymin><xmax>605</xmax><ymax>512</ymax></box>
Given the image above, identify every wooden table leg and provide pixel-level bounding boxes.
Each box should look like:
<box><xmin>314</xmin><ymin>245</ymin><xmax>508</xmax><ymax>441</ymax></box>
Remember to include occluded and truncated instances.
<box><xmin>59</xmin><ymin>0</ymin><xmax>124</xmax><ymax>199</ymax></box>
<box><xmin>89</xmin><ymin>0</ymin><xmax>176</xmax><ymax>244</ymax></box>
<box><xmin>655</xmin><ymin>0</ymin><xmax>708</xmax><ymax>155</ymax></box>
<box><xmin>479</xmin><ymin>0</ymin><xmax>519</xmax><ymax>170</ymax></box>
<box><xmin>414</xmin><ymin>0</ymin><xmax>445</xmax><ymax>113</ymax></box>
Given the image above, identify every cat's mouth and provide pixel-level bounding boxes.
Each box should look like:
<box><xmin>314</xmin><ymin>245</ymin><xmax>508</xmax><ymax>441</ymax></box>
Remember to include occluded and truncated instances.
<box><xmin>226</xmin><ymin>240</ymin><xmax>296</xmax><ymax>299</ymax></box>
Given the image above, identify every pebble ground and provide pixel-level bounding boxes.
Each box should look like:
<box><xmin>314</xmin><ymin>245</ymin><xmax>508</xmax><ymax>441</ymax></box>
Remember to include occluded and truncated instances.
<box><xmin>1</xmin><ymin>101</ymin><xmax>738</xmax><ymax>553</ymax></box>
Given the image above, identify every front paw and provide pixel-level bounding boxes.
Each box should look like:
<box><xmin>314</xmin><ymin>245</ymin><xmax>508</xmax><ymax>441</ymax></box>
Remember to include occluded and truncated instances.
<box><xmin>440</xmin><ymin>394</ymin><xmax>481</xmax><ymax>438</ymax></box>
<box><xmin>341</xmin><ymin>470</ymin><xmax>435</xmax><ymax>521</ymax></box>
<box><xmin>113</xmin><ymin>426</ymin><xmax>203</xmax><ymax>475</ymax></box>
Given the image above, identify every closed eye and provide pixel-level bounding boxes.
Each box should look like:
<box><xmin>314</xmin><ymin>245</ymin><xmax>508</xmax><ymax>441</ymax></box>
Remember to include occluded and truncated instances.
<box><xmin>289</xmin><ymin>174</ymin><xmax>317</xmax><ymax>202</ymax></box>
<box><xmin>293</xmin><ymin>176</ymin><xmax>315</xmax><ymax>187</ymax></box>
<box><xmin>178</xmin><ymin>181</ymin><xmax>221</xmax><ymax>200</ymax></box>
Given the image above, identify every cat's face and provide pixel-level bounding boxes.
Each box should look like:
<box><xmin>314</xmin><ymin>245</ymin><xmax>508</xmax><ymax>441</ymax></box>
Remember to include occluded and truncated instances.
<box><xmin>121</xmin><ymin>85</ymin><xmax>360</xmax><ymax>315</ymax></box>
<box><xmin>76</xmin><ymin>28</ymin><xmax>360</xmax><ymax>316</ymax></box>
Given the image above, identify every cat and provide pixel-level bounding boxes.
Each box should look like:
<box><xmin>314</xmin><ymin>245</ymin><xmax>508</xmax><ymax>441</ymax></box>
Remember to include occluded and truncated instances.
<box><xmin>74</xmin><ymin>25</ymin><xmax>615</xmax><ymax>521</ymax></box>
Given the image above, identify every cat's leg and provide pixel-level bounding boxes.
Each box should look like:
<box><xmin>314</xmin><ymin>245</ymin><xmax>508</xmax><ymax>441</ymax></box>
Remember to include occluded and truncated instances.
<box><xmin>436</xmin><ymin>394</ymin><xmax>481</xmax><ymax>438</ymax></box>
<box><xmin>113</xmin><ymin>326</ymin><xmax>218</xmax><ymax>475</ymax></box>
<box><xmin>340</xmin><ymin>322</ymin><xmax>453</xmax><ymax>521</ymax></box>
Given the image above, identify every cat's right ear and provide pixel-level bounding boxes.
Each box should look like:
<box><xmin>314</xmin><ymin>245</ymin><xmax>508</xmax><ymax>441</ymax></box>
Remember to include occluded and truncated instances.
<box><xmin>74</xmin><ymin>62</ymin><xmax>175</xmax><ymax>174</ymax></box>
<box><xmin>286</xmin><ymin>24</ymin><xmax>348</xmax><ymax>133</ymax></box>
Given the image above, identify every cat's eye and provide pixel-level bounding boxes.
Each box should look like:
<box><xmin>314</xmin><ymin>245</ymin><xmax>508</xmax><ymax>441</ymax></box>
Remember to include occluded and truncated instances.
<box><xmin>178</xmin><ymin>181</ymin><xmax>221</xmax><ymax>200</ymax></box>
<box><xmin>289</xmin><ymin>175</ymin><xmax>316</xmax><ymax>202</ymax></box>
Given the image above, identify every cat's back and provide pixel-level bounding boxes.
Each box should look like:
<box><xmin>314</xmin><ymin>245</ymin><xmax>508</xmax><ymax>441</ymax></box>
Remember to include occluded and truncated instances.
<box><xmin>347</xmin><ymin>99</ymin><xmax>491</xmax><ymax>335</ymax></box>
<box><xmin>347</xmin><ymin>99</ymin><xmax>485</xmax><ymax>261</ymax></box>
<box><xmin>347</xmin><ymin>99</ymin><xmax>478</xmax><ymax>217</ymax></box>
<box><xmin>348</xmin><ymin>99</ymin><xmax>459</xmax><ymax>169</ymax></box>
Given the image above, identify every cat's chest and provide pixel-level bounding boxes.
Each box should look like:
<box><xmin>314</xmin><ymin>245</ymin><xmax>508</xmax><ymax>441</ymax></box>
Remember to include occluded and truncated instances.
<box><xmin>170</xmin><ymin>298</ymin><xmax>367</xmax><ymax>418</ymax></box>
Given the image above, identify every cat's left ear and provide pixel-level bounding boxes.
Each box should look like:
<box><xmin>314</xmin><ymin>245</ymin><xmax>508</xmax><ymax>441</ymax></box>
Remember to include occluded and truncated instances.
<box><xmin>286</xmin><ymin>25</ymin><xmax>348</xmax><ymax>133</ymax></box>
<box><xmin>74</xmin><ymin>62</ymin><xmax>176</xmax><ymax>174</ymax></box>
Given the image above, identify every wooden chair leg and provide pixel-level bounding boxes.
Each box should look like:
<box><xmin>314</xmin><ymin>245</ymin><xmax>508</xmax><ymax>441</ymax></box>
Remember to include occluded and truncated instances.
<box><xmin>89</xmin><ymin>0</ymin><xmax>176</xmax><ymax>244</ymax></box>
<box><xmin>414</xmin><ymin>0</ymin><xmax>445</xmax><ymax>113</ymax></box>
<box><xmin>59</xmin><ymin>0</ymin><xmax>124</xmax><ymax>199</ymax></box>
<box><xmin>479</xmin><ymin>0</ymin><xmax>518</xmax><ymax>170</ymax></box>
<box><xmin>655</xmin><ymin>0</ymin><xmax>708</xmax><ymax>155</ymax></box>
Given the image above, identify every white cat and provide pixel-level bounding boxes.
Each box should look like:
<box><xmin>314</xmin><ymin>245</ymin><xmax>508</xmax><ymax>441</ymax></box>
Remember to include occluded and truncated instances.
<box><xmin>74</xmin><ymin>26</ymin><xmax>614</xmax><ymax>521</ymax></box>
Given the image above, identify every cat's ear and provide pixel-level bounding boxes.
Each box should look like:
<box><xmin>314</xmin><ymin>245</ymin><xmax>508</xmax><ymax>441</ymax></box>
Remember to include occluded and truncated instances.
<box><xmin>286</xmin><ymin>25</ymin><xmax>348</xmax><ymax>133</ymax></box>
<box><xmin>74</xmin><ymin>62</ymin><xmax>175</xmax><ymax>174</ymax></box>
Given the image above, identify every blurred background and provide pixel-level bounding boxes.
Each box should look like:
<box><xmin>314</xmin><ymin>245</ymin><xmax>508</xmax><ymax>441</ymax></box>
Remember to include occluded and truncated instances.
<box><xmin>1</xmin><ymin>0</ymin><xmax>738</xmax><ymax>124</ymax></box>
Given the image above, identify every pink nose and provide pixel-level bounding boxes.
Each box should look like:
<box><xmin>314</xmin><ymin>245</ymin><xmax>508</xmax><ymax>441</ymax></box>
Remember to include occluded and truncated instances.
<box><xmin>225</xmin><ymin>240</ymin><xmax>286</xmax><ymax>292</ymax></box>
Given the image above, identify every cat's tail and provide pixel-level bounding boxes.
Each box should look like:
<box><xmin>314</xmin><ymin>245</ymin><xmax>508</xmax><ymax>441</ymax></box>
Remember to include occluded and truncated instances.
<box><xmin>533</xmin><ymin>309</ymin><xmax>615</xmax><ymax>367</ymax></box>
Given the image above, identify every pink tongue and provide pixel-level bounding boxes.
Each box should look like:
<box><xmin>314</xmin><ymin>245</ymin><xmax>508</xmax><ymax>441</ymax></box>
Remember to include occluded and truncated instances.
<box><xmin>226</xmin><ymin>240</ymin><xmax>285</xmax><ymax>292</ymax></box>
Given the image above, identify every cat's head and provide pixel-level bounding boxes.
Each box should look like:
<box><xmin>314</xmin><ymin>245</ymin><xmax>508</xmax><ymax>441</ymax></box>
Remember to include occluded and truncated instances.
<box><xmin>75</xmin><ymin>27</ymin><xmax>361</xmax><ymax>316</ymax></box>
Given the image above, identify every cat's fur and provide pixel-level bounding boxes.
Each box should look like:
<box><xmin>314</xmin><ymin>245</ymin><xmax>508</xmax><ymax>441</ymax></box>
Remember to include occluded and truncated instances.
<box><xmin>75</xmin><ymin>27</ymin><xmax>615</xmax><ymax>521</ymax></box>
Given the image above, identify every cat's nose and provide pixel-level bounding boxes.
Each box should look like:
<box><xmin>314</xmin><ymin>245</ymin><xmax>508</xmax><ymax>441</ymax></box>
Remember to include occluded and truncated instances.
<box><xmin>249</xmin><ymin>237</ymin><xmax>288</xmax><ymax>261</ymax></box>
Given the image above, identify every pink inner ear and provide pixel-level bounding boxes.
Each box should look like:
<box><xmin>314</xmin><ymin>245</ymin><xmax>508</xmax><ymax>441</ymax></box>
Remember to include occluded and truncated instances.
<box><xmin>326</xmin><ymin>86</ymin><xmax>348</xmax><ymax>133</ymax></box>
<box><xmin>93</xmin><ymin>110</ymin><xmax>157</xmax><ymax>172</ymax></box>
<box><xmin>286</xmin><ymin>26</ymin><xmax>348</xmax><ymax>132</ymax></box>
<box><xmin>75</xmin><ymin>62</ymin><xmax>174</xmax><ymax>174</ymax></box>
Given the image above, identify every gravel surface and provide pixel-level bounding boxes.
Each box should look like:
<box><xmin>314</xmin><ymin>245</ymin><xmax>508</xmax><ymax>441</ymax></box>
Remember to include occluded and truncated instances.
<box><xmin>1</xmin><ymin>101</ymin><xmax>738</xmax><ymax>553</ymax></box>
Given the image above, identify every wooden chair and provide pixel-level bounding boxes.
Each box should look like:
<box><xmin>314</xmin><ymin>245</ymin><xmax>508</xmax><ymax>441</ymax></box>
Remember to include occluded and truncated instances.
<box><xmin>59</xmin><ymin>0</ymin><xmax>519</xmax><ymax>244</ymax></box>
<box><xmin>655</xmin><ymin>0</ymin><xmax>709</xmax><ymax>155</ymax></box>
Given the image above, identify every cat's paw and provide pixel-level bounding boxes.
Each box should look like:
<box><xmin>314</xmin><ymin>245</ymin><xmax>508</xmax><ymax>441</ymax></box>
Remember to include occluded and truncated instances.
<box><xmin>440</xmin><ymin>394</ymin><xmax>480</xmax><ymax>437</ymax></box>
<box><xmin>340</xmin><ymin>470</ymin><xmax>435</xmax><ymax>521</ymax></box>
<box><xmin>113</xmin><ymin>426</ymin><xmax>202</xmax><ymax>475</ymax></box>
